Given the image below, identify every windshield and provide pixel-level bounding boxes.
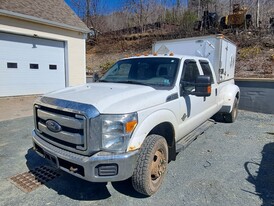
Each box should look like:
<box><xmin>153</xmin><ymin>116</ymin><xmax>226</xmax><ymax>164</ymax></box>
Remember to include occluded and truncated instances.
<box><xmin>100</xmin><ymin>57</ymin><xmax>180</xmax><ymax>88</ymax></box>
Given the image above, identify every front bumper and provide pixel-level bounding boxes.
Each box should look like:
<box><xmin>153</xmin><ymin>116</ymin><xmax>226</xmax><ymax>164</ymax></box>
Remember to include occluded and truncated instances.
<box><xmin>32</xmin><ymin>130</ymin><xmax>139</xmax><ymax>182</ymax></box>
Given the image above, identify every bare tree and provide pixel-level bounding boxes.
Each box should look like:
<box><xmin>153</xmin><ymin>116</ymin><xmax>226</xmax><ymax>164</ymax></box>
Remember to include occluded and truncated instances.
<box><xmin>70</xmin><ymin>0</ymin><xmax>273</xmax><ymax>34</ymax></box>
<box><xmin>124</xmin><ymin>0</ymin><xmax>161</xmax><ymax>32</ymax></box>
<box><xmin>70</xmin><ymin>0</ymin><xmax>103</xmax><ymax>30</ymax></box>
<box><xmin>70</xmin><ymin>0</ymin><xmax>86</xmax><ymax>18</ymax></box>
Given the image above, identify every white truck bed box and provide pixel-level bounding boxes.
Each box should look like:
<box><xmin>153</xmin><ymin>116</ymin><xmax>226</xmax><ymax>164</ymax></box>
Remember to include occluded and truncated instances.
<box><xmin>152</xmin><ymin>35</ymin><xmax>237</xmax><ymax>83</ymax></box>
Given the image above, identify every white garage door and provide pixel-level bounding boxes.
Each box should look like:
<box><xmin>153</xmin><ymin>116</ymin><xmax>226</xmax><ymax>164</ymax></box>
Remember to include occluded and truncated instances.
<box><xmin>0</xmin><ymin>32</ymin><xmax>66</xmax><ymax>97</ymax></box>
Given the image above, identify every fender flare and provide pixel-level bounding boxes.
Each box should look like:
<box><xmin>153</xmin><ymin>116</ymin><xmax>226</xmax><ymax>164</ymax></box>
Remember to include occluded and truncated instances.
<box><xmin>219</xmin><ymin>84</ymin><xmax>240</xmax><ymax>113</ymax></box>
<box><xmin>127</xmin><ymin>109</ymin><xmax>177</xmax><ymax>151</ymax></box>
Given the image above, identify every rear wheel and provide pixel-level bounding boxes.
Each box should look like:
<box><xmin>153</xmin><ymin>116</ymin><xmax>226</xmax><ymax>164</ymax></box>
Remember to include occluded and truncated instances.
<box><xmin>132</xmin><ymin>134</ymin><xmax>168</xmax><ymax>196</ymax></box>
<box><xmin>224</xmin><ymin>97</ymin><xmax>239</xmax><ymax>123</ymax></box>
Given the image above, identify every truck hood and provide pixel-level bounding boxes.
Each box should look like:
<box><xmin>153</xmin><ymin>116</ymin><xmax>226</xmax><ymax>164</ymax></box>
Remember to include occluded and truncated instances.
<box><xmin>45</xmin><ymin>83</ymin><xmax>172</xmax><ymax>114</ymax></box>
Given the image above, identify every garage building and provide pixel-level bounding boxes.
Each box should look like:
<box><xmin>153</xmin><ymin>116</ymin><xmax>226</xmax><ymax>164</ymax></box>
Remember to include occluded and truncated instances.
<box><xmin>0</xmin><ymin>0</ymin><xmax>90</xmax><ymax>97</ymax></box>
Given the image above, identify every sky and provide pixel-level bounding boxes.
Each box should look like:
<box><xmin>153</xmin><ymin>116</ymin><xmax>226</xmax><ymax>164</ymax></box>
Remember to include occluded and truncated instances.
<box><xmin>64</xmin><ymin>0</ymin><xmax>128</xmax><ymax>15</ymax></box>
<box><xmin>65</xmin><ymin>0</ymin><xmax>188</xmax><ymax>15</ymax></box>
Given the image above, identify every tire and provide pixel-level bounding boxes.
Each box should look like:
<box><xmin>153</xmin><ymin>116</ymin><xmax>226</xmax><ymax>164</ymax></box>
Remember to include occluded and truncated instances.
<box><xmin>224</xmin><ymin>97</ymin><xmax>239</xmax><ymax>123</ymax></box>
<box><xmin>132</xmin><ymin>134</ymin><xmax>168</xmax><ymax>196</ymax></box>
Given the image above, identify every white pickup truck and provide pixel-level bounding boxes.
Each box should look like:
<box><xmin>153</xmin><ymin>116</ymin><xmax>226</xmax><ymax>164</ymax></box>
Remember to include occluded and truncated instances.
<box><xmin>32</xmin><ymin>35</ymin><xmax>240</xmax><ymax>196</ymax></box>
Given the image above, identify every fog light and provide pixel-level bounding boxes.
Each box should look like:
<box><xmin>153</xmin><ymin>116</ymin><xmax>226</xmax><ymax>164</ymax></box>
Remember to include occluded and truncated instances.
<box><xmin>95</xmin><ymin>164</ymin><xmax>118</xmax><ymax>176</ymax></box>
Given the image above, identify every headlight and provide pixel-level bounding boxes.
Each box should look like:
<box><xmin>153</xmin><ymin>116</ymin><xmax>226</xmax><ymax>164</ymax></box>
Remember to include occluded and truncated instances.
<box><xmin>101</xmin><ymin>113</ymin><xmax>138</xmax><ymax>152</ymax></box>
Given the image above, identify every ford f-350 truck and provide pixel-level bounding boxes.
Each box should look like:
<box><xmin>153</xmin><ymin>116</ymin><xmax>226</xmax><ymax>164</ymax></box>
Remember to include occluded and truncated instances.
<box><xmin>32</xmin><ymin>35</ymin><xmax>240</xmax><ymax>196</ymax></box>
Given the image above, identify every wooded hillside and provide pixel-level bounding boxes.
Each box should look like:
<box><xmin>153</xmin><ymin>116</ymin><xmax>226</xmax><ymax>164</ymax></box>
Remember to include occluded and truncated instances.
<box><xmin>69</xmin><ymin>0</ymin><xmax>274</xmax><ymax>78</ymax></box>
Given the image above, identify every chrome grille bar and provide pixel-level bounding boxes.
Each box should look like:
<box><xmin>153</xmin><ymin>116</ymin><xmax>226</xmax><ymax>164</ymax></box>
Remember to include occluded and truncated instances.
<box><xmin>37</xmin><ymin>109</ymin><xmax>83</xmax><ymax>130</ymax></box>
<box><xmin>38</xmin><ymin>122</ymin><xmax>84</xmax><ymax>145</ymax></box>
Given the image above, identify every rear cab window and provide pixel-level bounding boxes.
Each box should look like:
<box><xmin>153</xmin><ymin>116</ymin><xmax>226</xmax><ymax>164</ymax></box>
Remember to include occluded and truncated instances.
<box><xmin>199</xmin><ymin>60</ymin><xmax>214</xmax><ymax>84</ymax></box>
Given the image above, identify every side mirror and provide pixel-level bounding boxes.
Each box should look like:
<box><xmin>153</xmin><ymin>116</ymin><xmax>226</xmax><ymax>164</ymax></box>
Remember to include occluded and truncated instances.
<box><xmin>180</xmin><ymin>75</ymin><xmax>211</xmax><ymax>97</ymax></box>
<box><xmin>193</xmin><ymin>75</ymin><xmax>211</xmax><ymax>97</ymax></box>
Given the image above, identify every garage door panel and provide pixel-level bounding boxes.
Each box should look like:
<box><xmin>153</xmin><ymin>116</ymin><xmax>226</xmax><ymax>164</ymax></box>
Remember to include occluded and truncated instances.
<box><xmin>0</xmin><ymin>73</ymin><xmax>62</xmax><ymax>84</ymax></box>
<box><xmin>0</xmin><ymin>33</ymin><xmax>64</xmax><ymax>49</ymax></box>
<box><xmin>0</xmin><ymin>71</ymin><xmax>64</xmax><ymax>84</ymax></box>
<box><xmin>0</xmin><ymin>84</ymin><xmax>61</xmax><ymax>96</ymax></box>
<box><xmin>0</xmin><ymin>33</ymin><xmax>66</xmax><ymax>97</ymax></box>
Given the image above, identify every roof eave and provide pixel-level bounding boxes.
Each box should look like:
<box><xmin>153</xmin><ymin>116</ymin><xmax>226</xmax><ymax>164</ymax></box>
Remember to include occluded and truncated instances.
<box><xmin>0</xmin><ymin>9</ymin><xmax>90</xmax><ymax>34</ymax></box>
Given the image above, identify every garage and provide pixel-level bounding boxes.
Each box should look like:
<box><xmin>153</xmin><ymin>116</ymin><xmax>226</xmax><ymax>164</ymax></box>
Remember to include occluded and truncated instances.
<box><xmin>0</xmin><ymin>0</ymin><xmax>90</xmax><ymax>97</ymax></box>
<box><xmin>0</xmin><ymin>32</ymin><xmax>66</xmax><ymax>97</ymax></box>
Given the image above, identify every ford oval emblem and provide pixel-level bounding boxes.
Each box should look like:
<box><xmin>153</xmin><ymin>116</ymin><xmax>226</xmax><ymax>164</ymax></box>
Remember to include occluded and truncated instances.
<box><xmin>46</xmin><ymin>120</ymin><xmax>62</xmax><ymax>133</ymax></box>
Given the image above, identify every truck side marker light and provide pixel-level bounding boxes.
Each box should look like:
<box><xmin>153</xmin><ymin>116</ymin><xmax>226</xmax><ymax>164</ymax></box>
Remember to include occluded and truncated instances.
<box><xmin>217</xmin><ymin>34</ymin><xmax>225</xmax><ymax>39</ymax></box>
<box><xmin>128</xmin><ymin>143</ymin><xmax>142</xmax><ymax>151</ymax></box>
<box><xmin>128</xmin><ymin>146</ymin><xmax>137</xmax><ymax>151</ymax></box>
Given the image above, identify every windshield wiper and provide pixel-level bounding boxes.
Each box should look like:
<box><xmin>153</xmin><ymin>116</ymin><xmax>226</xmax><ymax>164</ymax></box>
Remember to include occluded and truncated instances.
<box><xmin>115</xmin><ymin>80</ymin><xmax>151</xmax><ymax>86</ymax></box>
<box><xmin>99</xmin><ymin>79</ymin><xmax>153</xmax><ymax>87</ymax></box>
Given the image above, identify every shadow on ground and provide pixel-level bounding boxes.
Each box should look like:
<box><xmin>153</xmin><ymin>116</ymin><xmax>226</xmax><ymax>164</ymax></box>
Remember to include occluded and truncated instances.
<box><xmin>25</xmin><ymin>148</ymin><xmax>147</xmax><ymax>200</ymax></box>
<box><xmin>111</xmin><ymin>178</ymin><xmax>147</xmax><ymax>198</ymax></box>
<box><xmin>244</xmin><ymin>142</ymin><xmax>274</xmax><ymax>206</ymax></box>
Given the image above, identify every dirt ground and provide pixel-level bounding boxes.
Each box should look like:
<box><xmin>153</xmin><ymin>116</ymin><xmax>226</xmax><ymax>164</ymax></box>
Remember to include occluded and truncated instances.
<box><xmin>0</xmin><ymin>95</ymin><xmax>38</xmax><ymax>121</ymax></box>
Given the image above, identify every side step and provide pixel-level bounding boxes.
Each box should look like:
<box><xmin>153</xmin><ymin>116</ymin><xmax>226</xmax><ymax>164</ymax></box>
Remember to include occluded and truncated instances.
<box><xmin>176</xmin><ymin>119</ymin><xmax>215</xmax><ymax>153</ymax></box>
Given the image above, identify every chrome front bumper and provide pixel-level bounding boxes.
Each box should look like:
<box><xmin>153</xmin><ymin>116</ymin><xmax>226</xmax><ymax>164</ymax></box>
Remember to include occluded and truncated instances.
<box><xmin>32</xmin><ymin>130</ymin><xmax>139</xmax><ymax>182</ymax></box>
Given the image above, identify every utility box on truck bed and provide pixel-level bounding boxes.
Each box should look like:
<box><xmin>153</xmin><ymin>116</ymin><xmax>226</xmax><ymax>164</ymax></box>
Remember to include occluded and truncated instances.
<box><xmin>152</xmin><ymin>35</ymin><xmax>237</xmax><ymax>83</ymax></box>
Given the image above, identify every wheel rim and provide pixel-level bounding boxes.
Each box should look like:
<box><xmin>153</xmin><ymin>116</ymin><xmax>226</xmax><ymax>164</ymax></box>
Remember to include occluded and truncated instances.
<box><xmin>150</xmin><ymin>149</ymin><xmax>166</xmax><ymax>184</ymax></box>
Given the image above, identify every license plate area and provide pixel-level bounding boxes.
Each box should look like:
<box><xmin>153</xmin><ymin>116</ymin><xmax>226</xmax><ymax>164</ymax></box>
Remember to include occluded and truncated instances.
<box><xmin>44</xmin><ymin>151</ymin><xmax>58</xmax><ymax>166</ymax></box>
<box><xmin>34</xmin><ymin>143</ymin><xmax>58</xmax><ymax>167</ymax></box>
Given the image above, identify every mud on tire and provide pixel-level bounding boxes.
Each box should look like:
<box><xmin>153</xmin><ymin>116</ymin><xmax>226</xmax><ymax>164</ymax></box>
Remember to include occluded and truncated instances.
<box><xmin>131</xmin><ymin>134</ymin><xmax>168</xmax><ymax>196</ymax></box>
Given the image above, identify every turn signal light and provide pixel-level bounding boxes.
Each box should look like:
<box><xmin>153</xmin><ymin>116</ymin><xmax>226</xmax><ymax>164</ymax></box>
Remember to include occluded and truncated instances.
<box><xmin>207</xmin><ymin>86</ymin><xmax>211</xmax><ymax>94</ymax></box>
<box><xmin>125</xmin><ymin>120</ymin><xmax>137</xmax><ymax>133</ymax></box>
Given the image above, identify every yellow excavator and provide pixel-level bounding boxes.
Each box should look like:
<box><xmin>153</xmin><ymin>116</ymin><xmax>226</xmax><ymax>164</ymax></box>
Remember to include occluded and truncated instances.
<box><xmin>220</xmin><ymin>4</ymin><xmax>252</xmax><ymax>29</ymax></box>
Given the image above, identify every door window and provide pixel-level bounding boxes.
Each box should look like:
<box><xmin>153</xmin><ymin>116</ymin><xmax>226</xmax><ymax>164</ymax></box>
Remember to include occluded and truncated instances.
<box><xmin>181</xmin><ymin>60</ymin><xmax>200</xmax><ymax>93</ymax></box>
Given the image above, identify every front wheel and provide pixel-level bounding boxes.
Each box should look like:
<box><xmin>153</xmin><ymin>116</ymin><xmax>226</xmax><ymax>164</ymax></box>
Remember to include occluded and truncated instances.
<box><xmin>132</xmin><ymin>134</ymin><xmax>168</xmax><ymax>196</ymax></box>
<box><xmin>224</xmin><ymin>97</ymin><xmax>239</xmax><ymax>123</ymax></box>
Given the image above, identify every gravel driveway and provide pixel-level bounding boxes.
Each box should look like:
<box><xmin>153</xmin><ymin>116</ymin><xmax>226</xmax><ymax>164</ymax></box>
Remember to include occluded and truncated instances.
<box><xmin>0</xmin><ymin>110</ymin><xmax>274</xmax><ymax>206</ymax></box>
<box><xmin>0</xmin><ymin>95</ymin><xmax>37</xmax><ymax>121</ymax></box>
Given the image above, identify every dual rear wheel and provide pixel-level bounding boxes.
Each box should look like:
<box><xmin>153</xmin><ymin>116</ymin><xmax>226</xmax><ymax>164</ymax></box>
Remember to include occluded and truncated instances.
<box><xmin>224</xmin><ymin>97</ymin><xmax>239</xmax><ymax>123</ymax></box>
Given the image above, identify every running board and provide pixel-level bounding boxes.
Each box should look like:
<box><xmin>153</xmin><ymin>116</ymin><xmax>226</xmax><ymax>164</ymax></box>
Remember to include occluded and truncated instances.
<box><xmin>176</xmin><ymin>119</ymin><xmax>215</xmax><ymax>153</ymax></box>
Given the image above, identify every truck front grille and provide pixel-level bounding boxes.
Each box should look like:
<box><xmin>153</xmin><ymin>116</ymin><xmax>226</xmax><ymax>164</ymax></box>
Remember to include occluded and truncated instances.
<box><xmin>34</xmin><ymin>105</ymin><xmax>87</xmax><ymax>152</ymax></box>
